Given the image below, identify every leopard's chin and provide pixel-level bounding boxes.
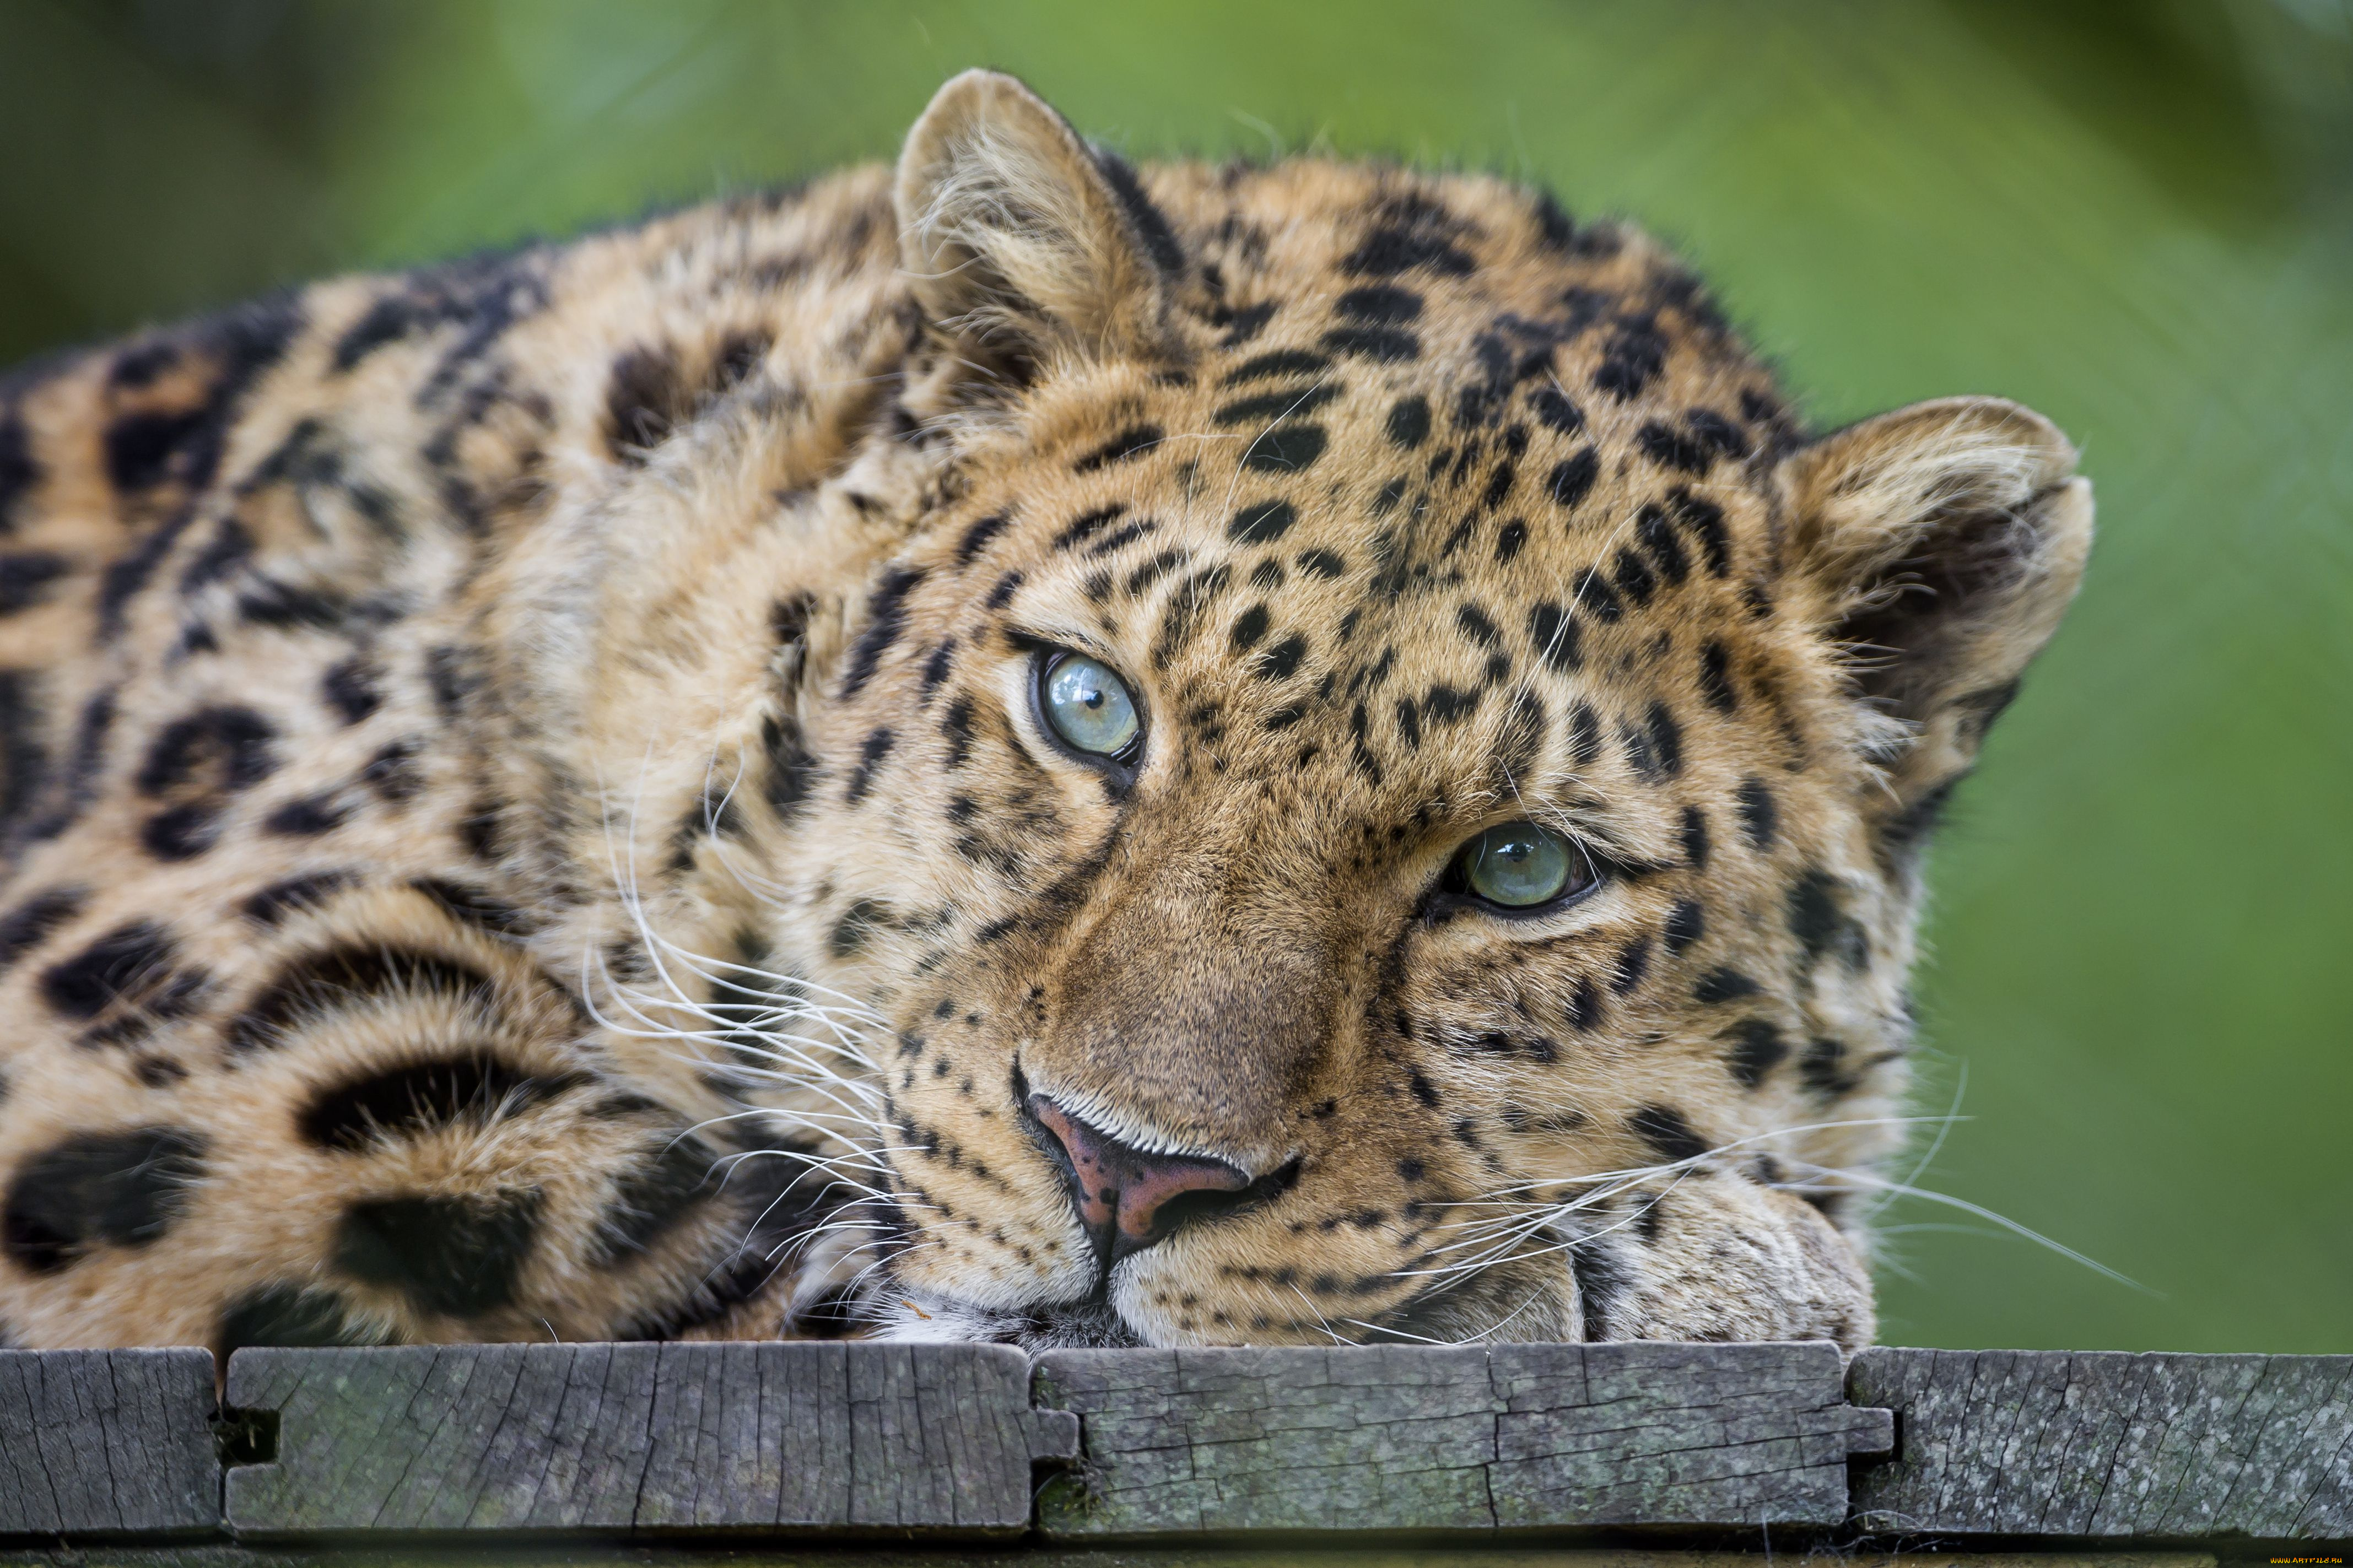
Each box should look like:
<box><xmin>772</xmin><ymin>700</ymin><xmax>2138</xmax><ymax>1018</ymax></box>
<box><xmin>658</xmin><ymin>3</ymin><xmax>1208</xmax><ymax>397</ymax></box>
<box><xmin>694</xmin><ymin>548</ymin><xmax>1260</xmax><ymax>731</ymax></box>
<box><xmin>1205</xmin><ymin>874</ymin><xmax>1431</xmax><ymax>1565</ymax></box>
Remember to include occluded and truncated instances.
<box><xmin>865</xmin><ymin>1286</ymin><xmax>1148</xmax><ymax>1349</ymax></box>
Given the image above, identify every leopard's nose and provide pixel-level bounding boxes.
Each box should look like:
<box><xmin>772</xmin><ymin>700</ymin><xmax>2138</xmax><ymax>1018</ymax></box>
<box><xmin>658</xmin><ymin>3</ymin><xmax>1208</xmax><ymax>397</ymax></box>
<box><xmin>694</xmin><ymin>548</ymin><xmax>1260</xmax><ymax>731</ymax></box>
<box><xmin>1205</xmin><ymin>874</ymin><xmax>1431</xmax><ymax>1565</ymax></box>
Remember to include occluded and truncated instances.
<box><xmin>1026</xmin><ymin>1093</ymin><xmax>1252</xmax><ymax>1266</ymax></box>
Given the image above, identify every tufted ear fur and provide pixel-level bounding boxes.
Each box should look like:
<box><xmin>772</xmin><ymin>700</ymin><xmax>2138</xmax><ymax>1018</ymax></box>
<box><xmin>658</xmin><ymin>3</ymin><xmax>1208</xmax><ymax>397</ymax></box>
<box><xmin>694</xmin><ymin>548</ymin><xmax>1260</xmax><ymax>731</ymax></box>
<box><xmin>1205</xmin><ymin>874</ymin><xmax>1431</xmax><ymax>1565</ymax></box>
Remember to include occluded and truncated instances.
<box><xmin>1782</xmin><ymin>396</ymin><xmax>2093</xmax><ymax>854</ymax></box>
<box><xmin>894</xmin><ymin>70</ymin><xmax>1180</xmax><ymax>378</ymax></box>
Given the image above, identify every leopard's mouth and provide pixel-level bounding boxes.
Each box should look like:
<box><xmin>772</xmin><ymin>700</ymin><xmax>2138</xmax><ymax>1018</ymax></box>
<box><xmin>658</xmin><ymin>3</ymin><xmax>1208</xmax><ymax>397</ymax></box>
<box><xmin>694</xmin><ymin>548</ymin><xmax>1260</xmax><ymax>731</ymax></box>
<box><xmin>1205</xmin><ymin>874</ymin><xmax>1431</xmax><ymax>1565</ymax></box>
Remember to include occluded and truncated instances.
<box><xmin>862</xmin><ymin>1263</ymin><xmax>1487</xmax><ymax>1350</ymax></box>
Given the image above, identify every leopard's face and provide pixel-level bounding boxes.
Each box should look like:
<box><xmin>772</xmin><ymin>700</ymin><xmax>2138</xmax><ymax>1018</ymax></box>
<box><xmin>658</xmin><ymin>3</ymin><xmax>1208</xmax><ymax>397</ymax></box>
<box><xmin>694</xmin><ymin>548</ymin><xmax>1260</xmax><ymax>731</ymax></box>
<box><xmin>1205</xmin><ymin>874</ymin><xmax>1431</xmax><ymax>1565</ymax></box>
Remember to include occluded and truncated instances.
<box><xmin>575</xmin><ymin>75</ymin><xmax>2085</xmax><ymax>1350</ymax></box>
<box><xmin>777</xmin><ymin>324</ymin><xmax>1907</xmax><ymax>1347</ymax></box>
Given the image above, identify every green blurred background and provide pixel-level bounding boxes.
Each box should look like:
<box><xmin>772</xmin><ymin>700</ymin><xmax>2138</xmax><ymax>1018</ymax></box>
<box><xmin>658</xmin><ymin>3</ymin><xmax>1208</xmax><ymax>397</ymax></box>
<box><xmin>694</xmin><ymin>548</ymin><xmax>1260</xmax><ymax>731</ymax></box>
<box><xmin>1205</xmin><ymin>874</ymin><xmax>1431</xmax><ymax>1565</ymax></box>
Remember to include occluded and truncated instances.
<box><xmin>1</xmin><ymin>0</ymin><xmax>2346</xmax><ymax>1353</ymax></box>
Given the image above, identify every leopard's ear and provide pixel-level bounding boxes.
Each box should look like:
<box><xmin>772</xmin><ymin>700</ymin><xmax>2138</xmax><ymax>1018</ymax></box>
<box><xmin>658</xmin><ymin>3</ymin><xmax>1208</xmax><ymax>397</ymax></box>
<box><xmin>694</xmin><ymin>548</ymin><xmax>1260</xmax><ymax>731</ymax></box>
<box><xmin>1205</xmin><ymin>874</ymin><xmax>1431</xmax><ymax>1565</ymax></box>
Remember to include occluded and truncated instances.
<box><xmin>894</xmin><ymin>70</ymin><xmax>1180</xmax><ymax>378</ymax></box>
<box><xmin>1780</xmin><ymin>396</ymin><xmax>2093</xmax><ymax>852</ymax></box>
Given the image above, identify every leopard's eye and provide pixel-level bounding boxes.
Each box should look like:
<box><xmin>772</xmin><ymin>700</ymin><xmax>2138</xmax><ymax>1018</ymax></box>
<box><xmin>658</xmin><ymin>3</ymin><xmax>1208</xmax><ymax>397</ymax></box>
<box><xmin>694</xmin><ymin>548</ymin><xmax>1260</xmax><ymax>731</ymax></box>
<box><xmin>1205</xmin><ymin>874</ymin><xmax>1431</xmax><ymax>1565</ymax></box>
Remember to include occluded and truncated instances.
<box><xmin>1453</xmin><ymin>822</ymin><xmax>1596</xmax><ymax>910</ymax></box>
<box><xmin>1039</xmin><ymin>651</ymin><xmax>1140</xmax><ymax>760</ymax></box>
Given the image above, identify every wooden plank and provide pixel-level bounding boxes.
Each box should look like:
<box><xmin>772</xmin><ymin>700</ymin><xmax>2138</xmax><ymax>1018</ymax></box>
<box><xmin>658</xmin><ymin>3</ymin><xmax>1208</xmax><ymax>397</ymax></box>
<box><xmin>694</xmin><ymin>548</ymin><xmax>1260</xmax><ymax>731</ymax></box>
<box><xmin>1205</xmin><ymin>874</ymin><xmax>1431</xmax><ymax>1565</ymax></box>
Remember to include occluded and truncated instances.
<box><xmin>7</xmin><ymin>1340</ymin><xmax>2336</xmax><ymax>1545</ymax></box>
<box><xmin>223</xmin><ymin>1342</ymin><xmax>1077</xmax><ymax>1538</ymax></box>
<box><xmin>0</xmin><ymin>1349</ymin><xmax>221</xmax><ymax>1536</ymax></box>
<box><xmin>1035</xmin><ymin>1341</ymin><xmax>1892</xmax><ymax>1535</ymax></box>
<box><xmin>1849</xmin><ymin>1348</ymin><xmax>2353</xmax><ymax>1542</ymax></box>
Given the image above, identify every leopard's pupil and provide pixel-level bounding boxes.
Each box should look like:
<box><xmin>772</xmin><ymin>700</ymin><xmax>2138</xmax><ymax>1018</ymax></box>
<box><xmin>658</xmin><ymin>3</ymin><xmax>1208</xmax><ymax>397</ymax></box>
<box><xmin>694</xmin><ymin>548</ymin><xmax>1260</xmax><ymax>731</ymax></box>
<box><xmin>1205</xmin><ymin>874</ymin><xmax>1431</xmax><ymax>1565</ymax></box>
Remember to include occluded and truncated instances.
<box><xmin>1042</xmin><ymin>652</ymin><xmax>1140</xmax><ymax>758</ymax></box>
<box><xmin>1461</xmin><ymin>823</ymin><xmax>1580</xmax><ymax>908</ymax></box>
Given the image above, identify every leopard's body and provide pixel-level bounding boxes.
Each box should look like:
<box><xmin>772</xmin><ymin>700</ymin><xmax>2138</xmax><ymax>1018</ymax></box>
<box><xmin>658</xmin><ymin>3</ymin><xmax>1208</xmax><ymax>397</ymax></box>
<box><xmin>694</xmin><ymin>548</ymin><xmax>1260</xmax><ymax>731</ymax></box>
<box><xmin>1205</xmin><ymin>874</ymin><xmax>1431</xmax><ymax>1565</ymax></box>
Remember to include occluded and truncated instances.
<box><xmin>0</xmin><ymin>74</ymin><xmax>2088</xmax><ymax>1356</ymax></box>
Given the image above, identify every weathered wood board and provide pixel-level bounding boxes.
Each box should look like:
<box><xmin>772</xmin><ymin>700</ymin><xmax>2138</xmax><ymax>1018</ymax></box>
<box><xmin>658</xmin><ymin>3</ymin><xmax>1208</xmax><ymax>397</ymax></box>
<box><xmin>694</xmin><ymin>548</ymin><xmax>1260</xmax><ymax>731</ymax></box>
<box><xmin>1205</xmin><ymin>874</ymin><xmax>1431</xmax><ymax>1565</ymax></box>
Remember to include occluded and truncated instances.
<box><xmin>1849</xmin><ymin>1348</ymin><xmax>2353</xmax><ymax>1542</ymax></box>
<box><xmin>7</xmin><ymin>1340</ymin><xmax>2346</xmax><ymax>1546</ymax></box>
<box><xmin>0</xmin><ymin>1348</ymin><xmax>221</xmax><ymax>1536</ymax></box>
<box><xmin>223</xmin><ymin>1341</ymin><xmax>1078</xmax><ymax>1538</ymax></box>
<box><xmin>1034</xmin><ymin>1341</ymin><xmax>1893</xmax><ymax>1535</ymax></box>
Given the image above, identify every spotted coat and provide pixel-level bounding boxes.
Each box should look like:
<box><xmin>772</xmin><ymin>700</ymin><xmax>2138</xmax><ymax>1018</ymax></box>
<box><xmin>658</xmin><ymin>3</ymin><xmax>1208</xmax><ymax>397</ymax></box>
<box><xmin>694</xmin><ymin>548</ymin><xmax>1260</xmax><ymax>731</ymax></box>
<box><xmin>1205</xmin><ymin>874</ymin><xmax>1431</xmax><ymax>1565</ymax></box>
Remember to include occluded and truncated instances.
<box><xmin>0</xmin><ymin>73</ymin><xmax>2089</xmax><ymax>1354</ymax></box>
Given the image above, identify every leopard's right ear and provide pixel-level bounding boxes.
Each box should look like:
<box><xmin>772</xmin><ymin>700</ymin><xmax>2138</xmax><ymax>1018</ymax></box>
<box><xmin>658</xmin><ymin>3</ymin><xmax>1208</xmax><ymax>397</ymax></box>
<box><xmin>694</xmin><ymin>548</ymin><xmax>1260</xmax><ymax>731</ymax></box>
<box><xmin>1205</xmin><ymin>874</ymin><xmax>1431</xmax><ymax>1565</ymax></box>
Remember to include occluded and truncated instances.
<box><xmin>894</xmin><ymin>70</ymin><xmax>1181</xmax><ymax>379</ymax></box>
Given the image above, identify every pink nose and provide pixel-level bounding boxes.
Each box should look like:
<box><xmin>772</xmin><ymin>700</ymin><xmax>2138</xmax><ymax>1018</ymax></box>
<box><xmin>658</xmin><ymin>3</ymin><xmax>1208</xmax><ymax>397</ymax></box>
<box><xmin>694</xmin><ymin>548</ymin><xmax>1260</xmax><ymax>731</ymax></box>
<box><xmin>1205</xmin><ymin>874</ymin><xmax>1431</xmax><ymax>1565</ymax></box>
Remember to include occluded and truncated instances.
<box><xmin>1027</xmin><ymin>1094</ymin><xmax>1252</xmax><ymax>1265</ymax></box>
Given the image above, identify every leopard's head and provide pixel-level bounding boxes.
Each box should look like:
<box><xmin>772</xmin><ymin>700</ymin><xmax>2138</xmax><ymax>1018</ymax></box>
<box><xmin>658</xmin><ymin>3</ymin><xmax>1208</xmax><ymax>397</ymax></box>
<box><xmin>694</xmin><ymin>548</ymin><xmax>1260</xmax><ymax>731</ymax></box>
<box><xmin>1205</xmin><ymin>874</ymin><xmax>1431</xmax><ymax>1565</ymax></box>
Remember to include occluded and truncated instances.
<box><xmin>553</xmin><ymin>73</ymin><xmax>2091</xmax><ymax>1348</ymax></box>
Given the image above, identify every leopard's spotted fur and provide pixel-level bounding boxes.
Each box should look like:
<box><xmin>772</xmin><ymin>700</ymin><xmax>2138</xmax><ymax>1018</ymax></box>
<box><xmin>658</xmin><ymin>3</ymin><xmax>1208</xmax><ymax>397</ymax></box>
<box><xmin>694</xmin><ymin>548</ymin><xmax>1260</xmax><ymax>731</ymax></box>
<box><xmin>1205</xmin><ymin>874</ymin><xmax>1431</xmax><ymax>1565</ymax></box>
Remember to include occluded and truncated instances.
<box><xmin>0</xmin><ymin>73</ymin><xmax>2089</xmax><ymax>1354</ymax></box>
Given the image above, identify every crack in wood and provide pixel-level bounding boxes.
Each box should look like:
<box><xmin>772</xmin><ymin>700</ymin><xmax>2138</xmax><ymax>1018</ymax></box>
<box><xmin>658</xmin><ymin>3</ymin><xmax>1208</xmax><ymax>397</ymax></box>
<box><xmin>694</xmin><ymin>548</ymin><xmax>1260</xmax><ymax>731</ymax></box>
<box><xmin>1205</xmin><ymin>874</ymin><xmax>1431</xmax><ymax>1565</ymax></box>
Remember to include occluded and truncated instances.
<box><xmin>0</xmin><ymin>1349</ymin><xmax>219</xmax><ymax>1533</ymax></box>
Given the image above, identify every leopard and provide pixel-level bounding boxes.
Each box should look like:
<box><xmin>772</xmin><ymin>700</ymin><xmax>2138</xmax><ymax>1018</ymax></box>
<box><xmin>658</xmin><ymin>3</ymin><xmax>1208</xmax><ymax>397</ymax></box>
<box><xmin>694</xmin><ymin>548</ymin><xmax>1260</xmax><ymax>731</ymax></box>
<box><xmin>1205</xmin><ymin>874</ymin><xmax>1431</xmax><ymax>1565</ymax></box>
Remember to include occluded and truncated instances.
<box><xmin>0</xmin><ymin>71</ymin><xmax>2090</xmax><ymax>1357</ymax></box>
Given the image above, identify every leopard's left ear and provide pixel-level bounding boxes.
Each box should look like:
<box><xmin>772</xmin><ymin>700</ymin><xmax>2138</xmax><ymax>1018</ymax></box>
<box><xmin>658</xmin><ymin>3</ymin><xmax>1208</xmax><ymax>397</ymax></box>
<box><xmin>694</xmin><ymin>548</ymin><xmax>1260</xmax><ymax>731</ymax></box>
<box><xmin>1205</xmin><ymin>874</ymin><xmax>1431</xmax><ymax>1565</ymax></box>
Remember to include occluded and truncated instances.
<box><xmin>894</xmin><ymin>70</ymin><xmax>1181</xmax><ymax>379</ymax></box>
<box><xmin>1780</xmin><ymin>396</ymin><xmax>2093</xmax><ymax>847</ymax></box>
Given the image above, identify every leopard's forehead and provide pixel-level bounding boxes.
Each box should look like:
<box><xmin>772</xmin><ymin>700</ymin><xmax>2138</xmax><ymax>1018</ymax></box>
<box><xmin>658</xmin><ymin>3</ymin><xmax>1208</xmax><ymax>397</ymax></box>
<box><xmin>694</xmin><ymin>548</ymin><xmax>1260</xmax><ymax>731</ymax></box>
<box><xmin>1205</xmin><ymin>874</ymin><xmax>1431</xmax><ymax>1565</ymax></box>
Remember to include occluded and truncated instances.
<box><xmin>903</xmin><ymin>163</ymin><xmax>1827</xmax><ymax>850</ymax></box>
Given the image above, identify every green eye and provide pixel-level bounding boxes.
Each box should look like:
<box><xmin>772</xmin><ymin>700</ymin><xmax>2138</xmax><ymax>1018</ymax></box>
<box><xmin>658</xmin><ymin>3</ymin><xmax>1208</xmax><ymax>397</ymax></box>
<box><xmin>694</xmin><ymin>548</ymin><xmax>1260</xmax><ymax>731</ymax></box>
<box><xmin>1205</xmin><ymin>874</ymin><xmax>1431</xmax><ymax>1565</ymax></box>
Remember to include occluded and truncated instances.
<box><xmin>1040</xmin><ymin>652</ymin><xmax>1141</xmax><ymax>760</ymax></box>
<box><xmin>1455</xmin><ymin>822</ymin><xmax>1595</xmax><ymax>910</ymax></box>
